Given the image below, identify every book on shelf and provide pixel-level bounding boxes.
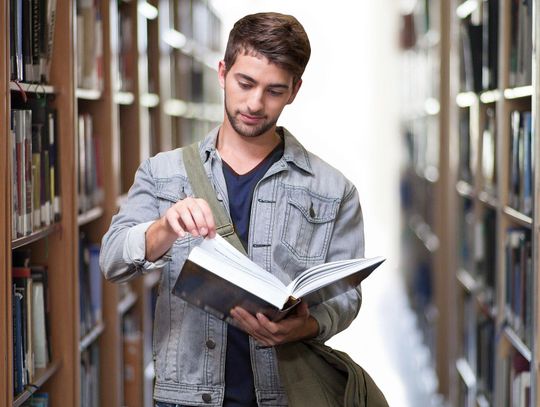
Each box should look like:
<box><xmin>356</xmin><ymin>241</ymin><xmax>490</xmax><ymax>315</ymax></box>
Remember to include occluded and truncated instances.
<box><xmin>504</xmin><ymin>228</ymin><xmax>532</xmax><ymax>348</ymax></box>
<box><xmin>77</xmin><ymin>113</ymin><xmax>104</xmax><ymax>214</ymax></box>
<box><xmin>460</xmin><ymin>19</ymin><xmax>483</xmax><ymax>93</ymax></box>
<box><xmin>80</xmin><ymin>345</ymin><xmax>100</xmax><ymax>407</ymax></box>
<box><xmin>476</xmin><ymin>316</ymin><xmax>495</xmax><ymax>398</ymax></box>
<box><xmin>481</xmin><ymin>107</ymin><xmax>497</xmax><ymax>196</ymax></box>
<box><xmin>79</xmin><ymin>233</ymin><xmax>103</xmax><ymax>338</ymax></box>
<box><xmin>509</xmin><ymin>0</ymin><xmax>532</xmax><ymax>87</ymax></box>
<box><xmin>76</xmin><ymin>0</ymin><xmax>103</xmax><ymax>90</ymax></box>
<box><xmin>172</xmin><ymin>235</ymin><xmax>385</xmax><ymax>322</ymax></box>
<box><xmin>458</xmin><ymin>109</ymin><xmax>473</xmax><ymax>183</ymax></box>
<box><xmin>22</xmin><ymin>393</ymin><xmax>50</xmax><ymax>406</ymax></box>
<box><xmin>12</xmin><ymin>258</ymin><xmax>51</xmax><ymax>396</ymax></box>
<box><xmin>481</xmin><ymin>0</ymin><xmax>499</xmax><ymax>90</ymax></box>
<box><xmin>509</xmin><ymin>111</ymin><xmax>533</xmax><ymax>216</ymax></box>
<box><xmin>117</xmin><ymin>3</ymin><xmax>134</xmax><ymax>92</ymax></box>
<box><xmin>475</xmin><ymin>209</ymin><xmax>496</xmax><ymax>301</ymax></box>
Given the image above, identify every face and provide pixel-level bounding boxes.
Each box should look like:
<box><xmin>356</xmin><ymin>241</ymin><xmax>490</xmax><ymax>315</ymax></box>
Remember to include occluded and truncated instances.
<box><xmin>218</xmin><ymin>53</ymin><xmax>301</xmax><ymax>138</ymax></box>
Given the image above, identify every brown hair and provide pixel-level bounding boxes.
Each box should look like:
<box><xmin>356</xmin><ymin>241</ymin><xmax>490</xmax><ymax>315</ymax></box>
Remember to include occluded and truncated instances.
<box><xmin>223</xmin><ymin>12</ymin><xmax>311</xmax><ymax>85</ymax></box>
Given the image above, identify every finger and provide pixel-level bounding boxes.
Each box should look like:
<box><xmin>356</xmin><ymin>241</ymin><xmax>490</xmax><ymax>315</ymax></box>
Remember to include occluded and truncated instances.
<box><xmin>177</xmin><ymin>206</ymin><xmax>199</xmax><ymax>236</ymax></box>
<box><xmin>165</xmin><ymin>210</ymin><xmax>186</xmax><ymax>237</ymax></box>
<box><xmin>232</xmin><ymin>308</ymin><xmax>275</xmax><ymax>341</ymax></box>
<box><xmin>183</xmin><ymin>200</ymin><xmax>211</xmax><ymax>236</ymax></box>
<box><xmin>195</xmin><ymin>199</ymin><xmax>216</xmax><ymax>238</ymax></box>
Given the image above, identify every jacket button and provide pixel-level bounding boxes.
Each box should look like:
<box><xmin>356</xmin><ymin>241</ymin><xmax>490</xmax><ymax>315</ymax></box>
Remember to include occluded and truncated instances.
<box><xmin>206</xmin><ymin>339</ymin><xmax>216</xmax><ymax>349</ymax></box>
<box><xmin>202</xmin><ymin>393</ymin><xmax>212</xmax><ymax>403</ymax></box>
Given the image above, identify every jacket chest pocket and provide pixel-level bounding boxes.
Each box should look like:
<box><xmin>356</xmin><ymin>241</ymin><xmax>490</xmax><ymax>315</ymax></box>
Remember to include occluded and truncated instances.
<box><xmin>281</xmin><ymin>188</ymin><xmax>339</xmax><ymax>262</ymax></box>
<box><xmin>155</xmin><ymin>176</ymin><xmax>191</xmax><ymax>216</ymax></box>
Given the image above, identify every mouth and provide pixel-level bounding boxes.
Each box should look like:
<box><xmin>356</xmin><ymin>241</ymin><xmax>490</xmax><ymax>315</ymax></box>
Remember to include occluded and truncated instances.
<box><xmin>239</xmin><ymin>113</ymin><xmax>265</xmax><ymax>125</ymax></box>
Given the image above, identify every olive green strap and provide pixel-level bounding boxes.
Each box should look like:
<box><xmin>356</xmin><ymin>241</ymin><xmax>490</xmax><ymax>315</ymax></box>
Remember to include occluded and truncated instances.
<box><xmin>183</xmin><ymin>143</ymin><xmax>247</xmax><ymax>255</ymax></box>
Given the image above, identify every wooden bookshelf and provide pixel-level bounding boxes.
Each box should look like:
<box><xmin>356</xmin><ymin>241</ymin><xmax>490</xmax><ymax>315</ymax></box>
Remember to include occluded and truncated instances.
<box><xmin>1</xmin><ymin>0</ymin><xmax>222</xmax><ymax>406</ymax></box>
<box><xmin>401</xmin><ymin>0</ymin><xmax>539</xmax><ymax>405</ymax></box>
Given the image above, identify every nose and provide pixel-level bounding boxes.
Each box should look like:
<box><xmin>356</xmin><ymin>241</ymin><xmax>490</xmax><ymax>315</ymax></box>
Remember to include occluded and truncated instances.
<box><xmin>247</xmin><ymin>89</ymin><xmax>264</xmax><ymax>114</ymax></box>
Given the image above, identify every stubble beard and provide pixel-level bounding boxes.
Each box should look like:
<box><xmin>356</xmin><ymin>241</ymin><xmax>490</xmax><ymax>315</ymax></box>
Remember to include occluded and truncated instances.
<box><xmin>224</xmin><ymin>96</ymin><xmax>278</xmax><ymax>138</ymax></box>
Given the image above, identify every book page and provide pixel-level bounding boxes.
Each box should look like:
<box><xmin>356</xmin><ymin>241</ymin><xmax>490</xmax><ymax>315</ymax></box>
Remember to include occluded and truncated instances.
<box><xmin>288</xmin><ymin>256</ymin><xmax>385</xmax><ymax>299</ymax></box>
<box><xmin>190</xmin><ymin>236</ymin><xmax>288</xmax><ymax>307</ymax></box>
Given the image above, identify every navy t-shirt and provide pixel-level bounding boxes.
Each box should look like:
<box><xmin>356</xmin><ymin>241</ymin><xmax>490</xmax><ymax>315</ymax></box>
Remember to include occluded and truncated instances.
<box><xmin>222</xmin><ymin>141</ymin><xmax>284</xmax><ymax>407</ymax></box>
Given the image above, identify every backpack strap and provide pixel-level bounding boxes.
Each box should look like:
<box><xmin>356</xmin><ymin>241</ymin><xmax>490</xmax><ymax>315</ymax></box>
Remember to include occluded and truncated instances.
<box><xmin>183</xmin><ymin>142</ymin><xmax>247</xmax><ymax>255</ymax></box>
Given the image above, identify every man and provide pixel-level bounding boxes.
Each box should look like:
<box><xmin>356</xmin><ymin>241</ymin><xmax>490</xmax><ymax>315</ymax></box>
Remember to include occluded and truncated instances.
<box><xmin>100</xmin><ymin>12</ymin><xmax>364</xmax><ymax>407</ymax></box>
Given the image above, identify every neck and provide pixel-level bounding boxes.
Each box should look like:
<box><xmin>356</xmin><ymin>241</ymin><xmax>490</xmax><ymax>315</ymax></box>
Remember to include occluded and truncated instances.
<box><xmin>217</xmin><ymin>120</ymin><xmax>281</xmax><ymax>174</ymax></box>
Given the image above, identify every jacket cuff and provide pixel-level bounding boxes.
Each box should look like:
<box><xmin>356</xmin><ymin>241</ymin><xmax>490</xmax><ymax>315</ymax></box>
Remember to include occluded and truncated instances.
<box><xmin>308</xmin><ymin>304</ymin><xmax>333</xmax><ymax>343</ymax></box>
<box><xmin>124</xmin><ymin>221</ymin><xmax>171</xmax><ymax>271</ymax></box>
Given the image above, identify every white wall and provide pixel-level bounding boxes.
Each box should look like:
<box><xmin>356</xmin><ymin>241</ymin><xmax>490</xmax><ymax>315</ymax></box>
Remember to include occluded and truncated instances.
<box><xmin>210</xmin><ymin>1</ymin><xmax>407</xmax><ymax>405</ymax></box>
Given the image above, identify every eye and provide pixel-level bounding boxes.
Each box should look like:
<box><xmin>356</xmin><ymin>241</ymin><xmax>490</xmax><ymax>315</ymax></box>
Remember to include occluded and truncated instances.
<box><xmin>238</xmin><ymin>82</ymin><xmax>251</xmax><ymax>89</ymax></box>
<box><xmin>268</xmin><ymin>89</ymin><xmax>284</xmax><ymax>97</ymax></box>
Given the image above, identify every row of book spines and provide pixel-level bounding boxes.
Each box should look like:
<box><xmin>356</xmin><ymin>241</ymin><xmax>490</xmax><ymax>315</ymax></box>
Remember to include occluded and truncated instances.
<box><xmin>21</xmin><ymin>393</ymin><xmax>49</xmax><ymax>407</ymax></box>
<box><xmin>504</xmin><ymin>228</ymin><xmax>533</xmax><ymax>349</ymax></box>
<box><xmin>80</xmin><ymin>345</ymin><xmax>100</xmax><ymax>407</ymax></box>
<box><xmin>458</xmin><ymin>106</ymin><xmax>496</xmax><ymax>194</ymax></box>
<box><xmin>509</xmin><ymin>110</ymin><xmax>533</xmax><ymax>217</ymax></box>
<box><xmin>509</xmin><ymin>0</ymin><xmax>533</xmax><ymax>88</ymax></box>
<box><xmin>76</xmin><ymin>0</ymin><xmax>103</xmax><ymax>90</ymax></box>
<box><xmin>11</xmin><ymin>107</ymin><xmax>60</xmax><ymax>240</ymax></box>
<box><xmin>79</xmin><ymin>235</ymin><xmax>102</xmax><ymax>338</ymax></box>
<box><xmin>503</xmin><ymin>352</ymin><xmax>531</xmax><ymax>407</ymax></box>
<box><xmin>12</xmin><ymin>265</ymin><xmax>50</xmax><ymax>397</ymax></box>
<box><xmin>77</xmin><ymin>113</ymin><xmax>104</xmax><ymax>214</ymax></box>
<box><xmin>10</xmin><ymin>0</ymin><xmax>57</xmax><ymax>83</ymax></box>
<box><xmin>459</xmin><ymin>0</ymin><xmax>531</xmax><ymax>93</ymax></box>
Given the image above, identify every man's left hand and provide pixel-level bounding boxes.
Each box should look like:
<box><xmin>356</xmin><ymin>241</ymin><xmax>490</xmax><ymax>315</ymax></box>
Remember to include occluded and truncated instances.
<box><xmin>230</xmin><ymin>301</ymin><xmax>319</xmax><ymax>346</ymax></box>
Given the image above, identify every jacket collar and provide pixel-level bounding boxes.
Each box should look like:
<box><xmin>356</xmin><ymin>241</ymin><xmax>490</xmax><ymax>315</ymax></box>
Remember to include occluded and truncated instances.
<box><xmin>199</xmin><ymin>126</ymin><xmax>313</xmax><ymax>175</ymax></box>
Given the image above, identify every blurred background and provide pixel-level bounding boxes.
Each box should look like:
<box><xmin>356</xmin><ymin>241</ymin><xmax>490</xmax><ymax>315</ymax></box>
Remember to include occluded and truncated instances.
<box><xmin>3</xmin><ymin>0</ymin><xmax>538</xmax><ymax>406</ymax></box>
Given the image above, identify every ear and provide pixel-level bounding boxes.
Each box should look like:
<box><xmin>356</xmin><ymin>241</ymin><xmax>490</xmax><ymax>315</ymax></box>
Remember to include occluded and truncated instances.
<box><xmin>286</xmin><ymin>79</ymin><xmax>302</xmax><ymax>105</ymax></box>
<box><xmin>218</xmin><ymin>60</ymin><xmax>227</xmax><ymax>89</ymax></box>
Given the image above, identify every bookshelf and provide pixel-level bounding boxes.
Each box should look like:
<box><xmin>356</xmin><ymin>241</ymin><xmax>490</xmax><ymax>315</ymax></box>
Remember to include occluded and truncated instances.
<box><xmin>1</xmin><ymin>1</ymin><xmax>222</xmax><ymax>406</ymax></box>
<box><xmin>401</xmin><ymin>0</ymin><xmax>539</xmax><ymax>405</ymax></box>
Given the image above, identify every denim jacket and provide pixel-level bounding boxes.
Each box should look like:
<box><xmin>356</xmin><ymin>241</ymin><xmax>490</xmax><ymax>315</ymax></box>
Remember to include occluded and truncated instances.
<box><xmin>99</xmin><ymin>127</ymin><xmax>365</xmax><ymax>406</ymax></box>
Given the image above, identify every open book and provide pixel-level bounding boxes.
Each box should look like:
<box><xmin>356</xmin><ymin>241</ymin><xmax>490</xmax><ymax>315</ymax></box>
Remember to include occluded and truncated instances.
<box><xmin>172</xmin><ymin>235</ymin><xmax>385</xmax><ymax>322</ymax></box>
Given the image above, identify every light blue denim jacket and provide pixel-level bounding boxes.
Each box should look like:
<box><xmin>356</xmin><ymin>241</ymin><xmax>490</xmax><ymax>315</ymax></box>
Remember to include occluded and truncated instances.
<box><xmin>99</xmin><ymin>127</ymin><xmax>365</xmax><ymax>406</ymax></box>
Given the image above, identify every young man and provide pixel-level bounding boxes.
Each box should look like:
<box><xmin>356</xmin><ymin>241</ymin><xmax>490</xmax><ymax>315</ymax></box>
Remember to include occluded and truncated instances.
<box><xmin>100</xmin><ymin>12</ymin><xmax>365</xmax><ymax>407</ymax></box>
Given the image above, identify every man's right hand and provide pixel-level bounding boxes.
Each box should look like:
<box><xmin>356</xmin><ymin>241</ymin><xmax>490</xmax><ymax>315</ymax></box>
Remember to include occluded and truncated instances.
<box><xmin>145</xmin><ymin>197</ymin><xmax>216</xmax><ymax>262</ymax></box>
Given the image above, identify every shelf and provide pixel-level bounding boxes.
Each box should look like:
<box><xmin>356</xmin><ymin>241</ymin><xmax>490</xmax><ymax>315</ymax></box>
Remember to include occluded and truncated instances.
<box><xmin>140</xmin><ymin>93</ymin><xmax>159</xmax><ymax>108</ymax></box>
<box><xmin>163</xmin><ymin>99</ymin><xmax>222</xmax><ymax>121</ymax></box>
<box><xmin>114</xmin><ymin>91</ymin><xmax>135</xmax><ymax>105</ymax></box>
<box><xmin>456</xmin><ymin>358</ymin><xmax>476</xmax><ymax>389</ymax></box>
<box><xmin>456</xmin><ymin>0</ymin><xmax>478</xmax><ymax>19</ymax></box>
<box><xmin>163</xmin><ymin>29</ymin><xmax>220</xmax><ymax>71</ymax></box>
<box><xmin>478</xmin><ymin>191</ymin><xmax>499</xmax><ymax>209</ymax></box>
<box><xmin>79</xmin><ymin>321</ymin><xmax>105</xmax><ymax>352</ymax></box>
<box><xmin>13</xmin><ymin>360</ymin><xmax>62</xmax><ymax>407</ymax></box>
<box><xmin>118</xmin><ymin>291</ymin><xmax>138</xmax><ymax>316</ymax></box>
<box><xmin>10</xmin><ymin>81</ymin><xmax>56</xmax><ymax>94</ymax></box>
<box><xmin>503</xmin><ymin>206</ymin><xmax>533</xmax><ymax>227</ymax></box>
<box><xmin>476</xmin><ymin>394</ymin><xmax>491</xmax><ymax>407</ymax></box>
<box><xmin>78</xmin><ymin>206</ymin><xmax>104</xmax><ymax>226</ymax></box>
<box><xmin>76</xmin><ymin>88</ymin><xmax>102</xmax><ymax>100</ymax></box>
<box><xmin>408</xmin><ymin>216</ymin><xmax>440</xmax><ymax>252</ymax></box>
<box><xmin>503</xmin><ymin>326</ymin><xmax>532</xmax><ymax>362</ymax></box>
<box><xmin>479</xmin><ymin>90</ymin><xmax>501</xmax><ymax>104</ymax></box>
<box><xmin>457</xmin><ymin>268</ymin><xmax>478</xmax><ymax>293</ymax></box>
<box><xmin>503</xmin><ymin>86</ymin><xmax>533</xmax><ymax>100</ymax></box>
<box><xmin>144</xmin><ymin>270</ymin><xmax>161</xmax><ymax>289</ymax></box>
<box><xmin>12</xmin><ymin>223</ymin><xmax>62</xmax><ymax>249</ymax></box>
<box><xmin>456</xmin><ymin>92</ymin><xmax>477</xmax><ymax>108</ymax></box>
<box><xmin>456</xmin><ymin>180</ymin><xmax>475</xmax><ymax>198</ymax></box>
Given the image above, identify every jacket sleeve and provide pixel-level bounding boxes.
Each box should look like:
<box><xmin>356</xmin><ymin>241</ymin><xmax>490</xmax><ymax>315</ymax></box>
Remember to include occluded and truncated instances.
<box><xmin>309</xmin><ymin>184</ymin><xmax>365</xmax><ymax>343</ymax></box>
<box><xmin>99</xmin><ymin>159</ymin><xmax>171</xmax><ymax>283</ymax></box>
